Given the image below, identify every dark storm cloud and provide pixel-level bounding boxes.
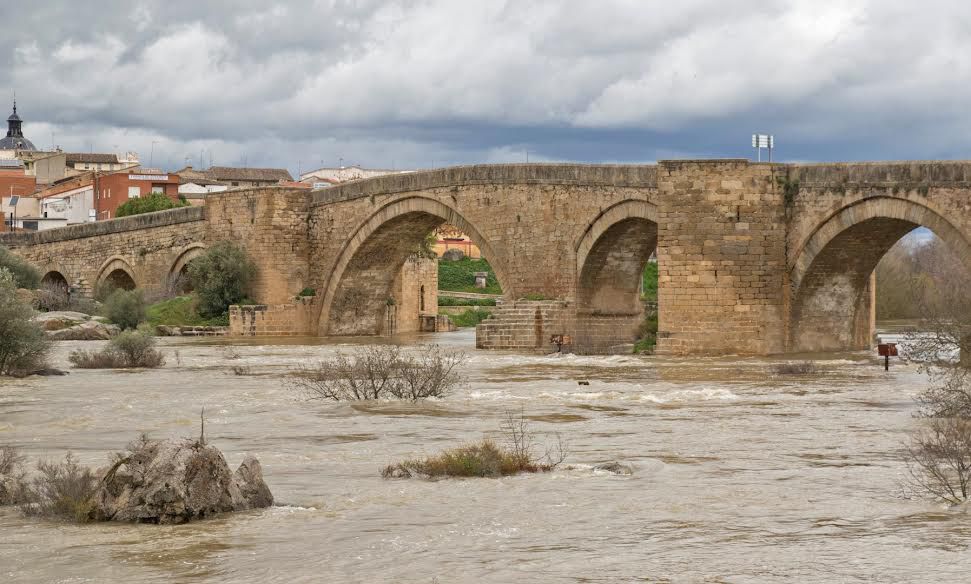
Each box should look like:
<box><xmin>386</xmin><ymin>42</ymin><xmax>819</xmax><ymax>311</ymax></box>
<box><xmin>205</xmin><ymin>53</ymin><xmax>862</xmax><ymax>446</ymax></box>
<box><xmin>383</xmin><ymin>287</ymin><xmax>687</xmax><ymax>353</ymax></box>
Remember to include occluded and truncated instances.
<box><xmin>2</xmin><ymin>1</ymin><xmax>970</xmax><ymax>173</ymax></box>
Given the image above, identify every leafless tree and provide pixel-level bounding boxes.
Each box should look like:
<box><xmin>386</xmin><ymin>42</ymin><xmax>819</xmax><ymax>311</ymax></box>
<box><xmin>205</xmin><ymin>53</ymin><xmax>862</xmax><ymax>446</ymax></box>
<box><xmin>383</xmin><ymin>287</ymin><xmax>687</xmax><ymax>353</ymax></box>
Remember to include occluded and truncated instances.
<box><xmin>906</xmin><ymin>417</ymin><xmax>971</xmax><ymax>505</ymax></box>
<box><xmin>288</xmin><ymin>345</ymin><xmax>466</xmax><ymax>402</ymax></box>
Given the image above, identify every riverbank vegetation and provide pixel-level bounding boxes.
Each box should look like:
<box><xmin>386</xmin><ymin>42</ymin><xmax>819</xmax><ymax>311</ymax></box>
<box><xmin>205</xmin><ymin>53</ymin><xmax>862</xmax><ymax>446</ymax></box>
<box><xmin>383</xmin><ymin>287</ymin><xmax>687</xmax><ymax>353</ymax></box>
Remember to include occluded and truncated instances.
<box><xmin>438</xmin><ymin>257</ymin><xmax>502</xmax><ymax>295</ymax></box>
<box><xmin>449</xmin><ymin>308</ymin><xmax>493</xmax><ymax>328</ymax></box>
<box><xmin>438</xmin><ymin>296</ymin><xmax>496</xmax><ymax>306</ymax></box>
<box><xmin>147</xmin><ymin>295</ymin><xmax>230</xmax><ymax>327</ymax></box>
<box><xmin>382</xmin><ymin>412</ymin><xmax>565</xmax><ymax>479</ymax></box>
<box><xmin>102</xmin><ymin>289</ymin><xmax>147</xmax><ymax>330</ymax></box>
<box><xmin>0</xmin><ymin>246</ymin><xmax>41</xmax><ymax>290</ymax></box>
<box><xmin>288</xmin><ymin>345</ymin><xmax>465</xmax><ymax>401</ymax></box>
<box><xmin>115</xmin><ymin>193</ymin><xmax>188</xmax><ymax>218</ymax></box>
<box><xmin>68</xmin><ymin>328</ymin><xmax>165</xmax><ymax>369</ymax></box>
<box><xmin>0</xmin><ymin>269</ymin><xmax>51</xmax><ymax>376</ymax></box>
<box><xmin>899</xmin><ymin>238</ymin><xmax>971</xmax><ymax>504</ymax></box>
<box><xmin>188</xmin><ymin>241</ymin><xmax>257</xmax><ymax>318</ymax></box>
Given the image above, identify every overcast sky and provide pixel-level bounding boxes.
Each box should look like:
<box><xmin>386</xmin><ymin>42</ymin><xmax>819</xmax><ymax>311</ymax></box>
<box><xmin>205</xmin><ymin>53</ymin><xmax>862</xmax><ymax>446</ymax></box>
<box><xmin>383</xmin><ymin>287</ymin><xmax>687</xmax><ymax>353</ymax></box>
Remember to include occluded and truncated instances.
<box><xmin>2</xmin><ymin>1</ymin><xmax>969</xmax><ymax>175</ymax></box>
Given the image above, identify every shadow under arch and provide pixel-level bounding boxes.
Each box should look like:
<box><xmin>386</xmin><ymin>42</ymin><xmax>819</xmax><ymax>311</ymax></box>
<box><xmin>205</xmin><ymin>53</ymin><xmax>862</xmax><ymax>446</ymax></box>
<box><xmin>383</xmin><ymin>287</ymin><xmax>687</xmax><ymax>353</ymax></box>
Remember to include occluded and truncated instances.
<box><xmin>789</xmin><ymin>196</ymin><xmax>971</xmax><ymax>352</ymax></box>
<box><xmin>317</xmin><ymin>196</ymin><xmax>507</xmax><ymax>336</ymax></box>
<box><xmin>168</xmin><ymin>243</ymin><xmax>207</xmax><ymax>293</ymax></box>
<box><xmin>41</xmin><ymin>270</ymin><xmax>69</xmax><ymax>291</ymax></box>
<box><xmin>96</xmin><ymin>256</ymin><xmax>137</xmax><ymax>292</ymax></box>
<box><xmin>573</xmin><ymin>199</ymin><xmax>659</xmax><ymax>353</ymax></box>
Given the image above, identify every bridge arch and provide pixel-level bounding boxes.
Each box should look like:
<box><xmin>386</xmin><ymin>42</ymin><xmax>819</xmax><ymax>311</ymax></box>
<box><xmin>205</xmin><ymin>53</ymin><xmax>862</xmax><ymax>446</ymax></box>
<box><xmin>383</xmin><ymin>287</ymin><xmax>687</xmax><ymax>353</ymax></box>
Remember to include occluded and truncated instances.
<box><xmin>168</xmin><ymin>243</ymin><xmax>207</xmax><ymax>293</ymax></box>
<box><xmin>573</xmin><ymin>199</ymin><xmax>659</xmax><ymax>353</ymax></box>
<box><xmin>317</xmin><ymin>196</ymin><xmax>506</xmax><ymax>336</ymax></box>
<box><xmin>96</xmin><ymin>256</ymin><xmax>137</xmax><ymax>292</ymax></box>
<box><xmin>41</xmin><ymin>270</ymin><xmax>69</xmax><ymax>291</ymax></box>
<box><xmin>789</xmin><ymin>196</ymin><xmax>971</xmax><ymax>352</ymax></box>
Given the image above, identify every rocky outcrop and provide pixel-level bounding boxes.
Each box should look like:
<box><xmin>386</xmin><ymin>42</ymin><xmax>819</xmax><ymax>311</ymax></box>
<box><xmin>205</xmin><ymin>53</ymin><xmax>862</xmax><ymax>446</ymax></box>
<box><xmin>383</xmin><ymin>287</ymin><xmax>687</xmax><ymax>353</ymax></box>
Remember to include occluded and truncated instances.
<box><xmin>33</xmin><ymin>311</ymin><xmax>119</xmax><ymax>340</ymax></box>
<box><xmin>95</xmin><ymin>438</ymin><xmax>273</xmax><ymax>524</ymax></box>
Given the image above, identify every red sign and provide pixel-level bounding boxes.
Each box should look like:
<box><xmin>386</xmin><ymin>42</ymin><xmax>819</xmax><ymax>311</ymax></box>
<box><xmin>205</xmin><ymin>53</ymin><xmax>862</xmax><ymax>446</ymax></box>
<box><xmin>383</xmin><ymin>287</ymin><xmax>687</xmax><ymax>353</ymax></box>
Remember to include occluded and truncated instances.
<box><xmin>877</xmin><ymin>343</ymin><xmax>898</xmax><ymax>357</ymax></box>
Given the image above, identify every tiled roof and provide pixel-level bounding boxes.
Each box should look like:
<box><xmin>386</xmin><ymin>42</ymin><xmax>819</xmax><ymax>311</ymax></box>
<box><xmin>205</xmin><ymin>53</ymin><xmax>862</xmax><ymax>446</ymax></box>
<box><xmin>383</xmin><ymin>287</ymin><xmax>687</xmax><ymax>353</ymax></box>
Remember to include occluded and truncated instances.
<box><xmin>207</xmin><ymin>166</ymin><xmax>292</xmax><ymax>182</ymax></box>
<box><xmin>65</xmin><ymin>153</ymin><xmax>119</xmax><ymax>164</ymax></box>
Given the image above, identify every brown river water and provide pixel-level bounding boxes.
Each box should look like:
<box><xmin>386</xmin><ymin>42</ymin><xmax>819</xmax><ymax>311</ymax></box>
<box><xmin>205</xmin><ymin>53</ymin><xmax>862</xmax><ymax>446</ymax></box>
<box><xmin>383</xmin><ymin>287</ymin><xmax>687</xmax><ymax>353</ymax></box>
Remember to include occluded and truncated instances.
<box><xmin>1</xmin><ymin>330</ymin><xmax>969</xmax><ymax>583</ymax></box>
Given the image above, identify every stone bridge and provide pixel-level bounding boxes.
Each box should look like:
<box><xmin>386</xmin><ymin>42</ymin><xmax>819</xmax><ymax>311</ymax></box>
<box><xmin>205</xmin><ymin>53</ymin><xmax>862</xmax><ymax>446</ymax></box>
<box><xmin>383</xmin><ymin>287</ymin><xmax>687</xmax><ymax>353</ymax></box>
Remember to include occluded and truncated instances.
<box><xmin>2</xmin><ymin>160</ymin><xmax>970</xmax><ymax>356</ymax></box>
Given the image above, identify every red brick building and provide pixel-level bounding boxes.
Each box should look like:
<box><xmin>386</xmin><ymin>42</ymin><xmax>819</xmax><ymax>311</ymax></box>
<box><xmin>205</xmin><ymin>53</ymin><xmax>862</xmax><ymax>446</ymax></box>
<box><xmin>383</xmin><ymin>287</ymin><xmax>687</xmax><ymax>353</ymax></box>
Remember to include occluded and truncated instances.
<box><xmin>0</xmin><ymin>168</ymin><xmax>37</xmax><ymax>231</ymax></box>
<box><xmin>93</xmin><ymin>170</ymin><xmax>181</xmax><ymax>219</ymax></box>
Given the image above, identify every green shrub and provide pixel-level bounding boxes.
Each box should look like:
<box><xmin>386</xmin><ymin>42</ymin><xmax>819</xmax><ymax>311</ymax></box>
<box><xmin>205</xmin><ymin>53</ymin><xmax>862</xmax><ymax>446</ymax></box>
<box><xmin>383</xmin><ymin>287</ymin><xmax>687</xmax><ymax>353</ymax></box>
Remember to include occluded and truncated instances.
<box><xmin>382</xmin><ymin>413</ymin><xmax>565</xmax><ymax>479</ymax></box>
<box><xmin>438</xmin><ymin>257</ymin><xmax>502</xmax><ymax>294</ymax></box>
<box><xmin>0</xmin><ymin>246</ymin><xmax>40</xmax><ymax>289</ymax></box>
<box><xmin>642</xmin><ymin>261</ymin><xmax>658</xmax><ymax>302</ymax></box>
<box><xmin>438</xmin><ymin>296</ymin><xmax>496</xmax><ymax>307</ymax></box>
<box><xmin>115</xmin><ymin>193</ymin><xmax>186</xmax><ymax>218</ymax></box>
<box><xmin>68</xmin><ymin>328</ymin><xmax>164</xmax><ymax>369</ymax></box>
<box><xmin>188</xmin><ymin>242</ymin><xmax>256</xmax><ymax>318</ymax></box>
<box><xmin>18</xmin><ymin>453</ymin><xmax>99</xmax><ymax>523</ymax></box>
<box><xmin>298</xmin><ymin>287</ymin><xmax>316</xmax><ymax>297</ymax></box>
<box><xmin>520</xmin><ymin>293</ymin><xmax>549</xmax><ymax>301</ymax></box>
<box><xmin>0</xmin><ymin>269</ymin><xmax>51</xmax><ymax>376</ymax></box>
<box><xmin>103</xmin><ymin>289</ymin><xmax>146</xmax><ymax>330</ymax></box>
<box><xmin>633</xmin><ymin>312</ymin><xmax>658</xmax><ymax>354</ymax></box>
<box><xmin>450</xmin><ymin>308</ymin><xmax>493</xmax><ymax>328</ymax></box>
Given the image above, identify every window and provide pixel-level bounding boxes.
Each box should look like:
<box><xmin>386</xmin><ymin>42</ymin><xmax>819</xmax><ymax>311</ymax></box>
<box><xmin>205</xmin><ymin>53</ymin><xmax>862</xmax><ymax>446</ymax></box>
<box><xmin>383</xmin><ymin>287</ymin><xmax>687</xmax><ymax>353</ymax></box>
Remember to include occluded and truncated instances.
<box><xmin>128</xmin><ymin>186</ymin><xmax>140</xmax><ymax>199</ymax></box>
<box><xmin>151</xmin><ymin>185</ymin><xmax>164</xmax><ymax>194</ymax></box>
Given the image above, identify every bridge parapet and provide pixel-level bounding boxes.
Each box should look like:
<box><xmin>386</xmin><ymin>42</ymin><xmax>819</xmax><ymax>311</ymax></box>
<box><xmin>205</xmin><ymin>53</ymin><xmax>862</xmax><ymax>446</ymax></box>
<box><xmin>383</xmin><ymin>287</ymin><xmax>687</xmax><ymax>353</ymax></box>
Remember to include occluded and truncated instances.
<box><xmin>0</xmin><ymin>206</ymin><xmax>204</xmax><ymax>248</ymax></box>
<box><xmin>786</xmin><ymin>160</ymin><xmax>971</xmax><ymax>187</ymax></box>
<box><xmin>312</xmin><ymin>163</ymin><xmax>658</xmax><ymax>205</ymax></box>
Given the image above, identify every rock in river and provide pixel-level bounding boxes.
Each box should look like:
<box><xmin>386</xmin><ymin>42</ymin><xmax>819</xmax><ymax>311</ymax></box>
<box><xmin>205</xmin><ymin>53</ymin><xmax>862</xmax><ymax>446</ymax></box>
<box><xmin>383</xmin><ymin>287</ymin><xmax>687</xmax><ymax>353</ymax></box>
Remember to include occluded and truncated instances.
<box><xmin>96</xmin><ymin>438</ymin><xmax>273</xmax><ymax>524</ymax></box>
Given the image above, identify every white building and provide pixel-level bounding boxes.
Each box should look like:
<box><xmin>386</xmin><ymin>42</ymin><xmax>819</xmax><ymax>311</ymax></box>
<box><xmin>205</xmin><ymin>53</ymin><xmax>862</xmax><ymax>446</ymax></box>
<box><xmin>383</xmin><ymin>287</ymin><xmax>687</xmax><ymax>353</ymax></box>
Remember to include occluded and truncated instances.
<box><xmin>299</xmin><ymin>165</ymin><xmax>411</xmax><ymax>187</ymax></box>
<box><xmin>39</xmin><ymin>183</ymin><xmax>95</xmax><ymax>227</ymax></box>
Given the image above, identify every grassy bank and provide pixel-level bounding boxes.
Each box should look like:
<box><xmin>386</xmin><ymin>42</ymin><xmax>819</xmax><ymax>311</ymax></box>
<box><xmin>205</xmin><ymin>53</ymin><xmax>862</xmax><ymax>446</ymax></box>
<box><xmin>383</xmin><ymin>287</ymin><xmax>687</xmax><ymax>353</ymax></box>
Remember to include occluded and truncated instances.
<box><xmin>438</xmin><ymin>258</ymin><xmax>502</xmax><ymax>295</ymax></box>
<box><xmin>450</xmin><ymin>308</ymin><xmax>493</xmax><ymax>328</ymax></box>
<box><xmin>146</xmin><ymin>295</ymin><xmax>229</xmax><ymax>327</ymax></box>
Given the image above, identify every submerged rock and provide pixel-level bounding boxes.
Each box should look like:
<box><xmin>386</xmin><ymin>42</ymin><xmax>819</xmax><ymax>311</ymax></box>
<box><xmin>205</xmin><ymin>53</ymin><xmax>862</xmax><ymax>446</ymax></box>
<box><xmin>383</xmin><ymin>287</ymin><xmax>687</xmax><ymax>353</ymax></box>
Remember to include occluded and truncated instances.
<box><xmin>593</xmin><ymin>462</ymin><xmax>634</xmax><ymax>475</ymax></box>
<box><xmin>95</xmin><ymin>438</ymin><xmax>273</xmax><ymax>524</ymax></box>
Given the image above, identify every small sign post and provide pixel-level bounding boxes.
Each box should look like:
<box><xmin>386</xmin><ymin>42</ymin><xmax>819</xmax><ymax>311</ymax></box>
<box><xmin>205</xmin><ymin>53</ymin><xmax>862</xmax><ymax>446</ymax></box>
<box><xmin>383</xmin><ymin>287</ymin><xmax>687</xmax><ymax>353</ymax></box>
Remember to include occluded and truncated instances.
<box><xmin>877</xmin><ymin>343</ymin><xmax>898</xmax><ymax>371</ymax></box>
<box><xmin>751</xmin><ymin>134</ymin><xmax>775</xmax><ymax>162</ymax></box>
<box><xmin>550</xmin><ymin>334</ymin><xmax>572</xmax><ymax>353</ymax></box>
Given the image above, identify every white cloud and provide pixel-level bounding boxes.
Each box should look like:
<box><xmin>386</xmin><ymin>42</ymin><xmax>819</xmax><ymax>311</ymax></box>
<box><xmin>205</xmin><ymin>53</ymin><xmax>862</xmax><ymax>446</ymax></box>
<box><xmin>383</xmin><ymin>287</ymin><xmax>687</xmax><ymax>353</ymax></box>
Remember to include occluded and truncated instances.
<box><xmin>5</xmin><ymin>0</ymin><xmax>971</xmax><ymax>171</ymax></box>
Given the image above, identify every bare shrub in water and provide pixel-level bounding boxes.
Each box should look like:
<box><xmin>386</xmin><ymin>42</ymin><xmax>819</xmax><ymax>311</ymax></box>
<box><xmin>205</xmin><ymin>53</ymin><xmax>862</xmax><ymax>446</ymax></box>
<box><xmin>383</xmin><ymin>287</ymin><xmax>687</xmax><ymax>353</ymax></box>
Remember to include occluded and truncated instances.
<box><xmin>382</xmin><ymin>411</ymin><xmax>566</xmax><ymax>479</ymax></box>
<box><xmin>773</xmin><ymin>361</ymin><xmax>818</xmax><ymax>375</ymax></box>
<box><xmin>288</xmin><ymin>345</ymin><xmax>466</xmax><ymax>401</ymax></box>
<box><xmin>0</xmin><ymin>446</ymin><xmax>27</xmax><ymax>505</ymax></box>
<box><xmin>69</xmin><ymin>328</ymin><xmax>164</xmax><ymax>369</ymax></box>
<box><xmin>906</xmin><ymin>417</ymin><xmax>971</xmax><ymax>505</ymax></box>
<box><xmin>18</xmin><ymin>453</ymin><xmax>99</xmax><ymax>523</ymax></box>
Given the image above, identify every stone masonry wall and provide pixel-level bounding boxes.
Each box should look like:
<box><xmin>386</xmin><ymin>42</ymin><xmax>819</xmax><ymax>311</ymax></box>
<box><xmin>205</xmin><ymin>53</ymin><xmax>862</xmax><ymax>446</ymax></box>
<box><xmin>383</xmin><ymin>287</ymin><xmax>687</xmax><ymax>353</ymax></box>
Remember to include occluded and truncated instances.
<box><xmin>390</xmin><ymin>256</ymin><xmax>439</xmax><ymax>334</ymax></box>
<box><xmin>204</xmin><ymin>187</ymin><xmax>312</xmax><ymax>304</ymax></box>
<box><xmin>655</xmin><ymin>160</ymin><xmax>788</xmax><ymax>356</ymax></box>
<box><xmin>0</xmin><ymin>206</ymin><xmax>206</xmax><ymax>297</ymax></box>
<box><xmin>229</xmin><ymin>298</ymin><xmax>315</xmax><ymax>336</ymax></box>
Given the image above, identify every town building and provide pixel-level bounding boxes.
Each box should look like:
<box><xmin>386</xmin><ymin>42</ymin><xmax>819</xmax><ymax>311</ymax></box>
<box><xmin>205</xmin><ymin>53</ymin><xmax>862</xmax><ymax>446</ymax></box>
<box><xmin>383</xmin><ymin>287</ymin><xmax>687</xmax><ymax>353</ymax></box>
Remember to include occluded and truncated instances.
<box><xmin>206</xmin><ymin>166</ymin><xmax>292</xmax><ymax>188</ymax></box>
<box><xmin>0</xmin><ymin>100</ymin><xmax>37</xmax><ymax>156</ymax></box>
<box><xmin>299</xmin><ymin>165</ymin><xmax>408</xmax><ymax>188</ymax></box>
<box><xmin>94</xmin><ymin>169</ymin><xmax>180</xmax><ymax>219</ymax></box>
<box><xmin>16</xmin><ymin>168</ymin><xmax>181</xmax><ymax>230</ymax></box>
<box><xmin>0</xmin><ymin>162</ymin><xmax>38</xmax><ymax>232</ymax></box>
<box><xmin>64</xmin><ymin>152</ymin><xmax>140</xmax><ymax>173</ymax></box>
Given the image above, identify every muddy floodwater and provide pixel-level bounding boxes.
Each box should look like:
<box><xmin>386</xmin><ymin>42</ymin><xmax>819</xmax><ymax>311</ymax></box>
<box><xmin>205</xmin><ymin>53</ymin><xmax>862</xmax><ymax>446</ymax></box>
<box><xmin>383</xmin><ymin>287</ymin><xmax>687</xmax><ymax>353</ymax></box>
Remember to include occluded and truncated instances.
<box><xmin>1</xmin><ymin>330</ymin><xmax>969</xmax><ymax>583</ymax></box>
